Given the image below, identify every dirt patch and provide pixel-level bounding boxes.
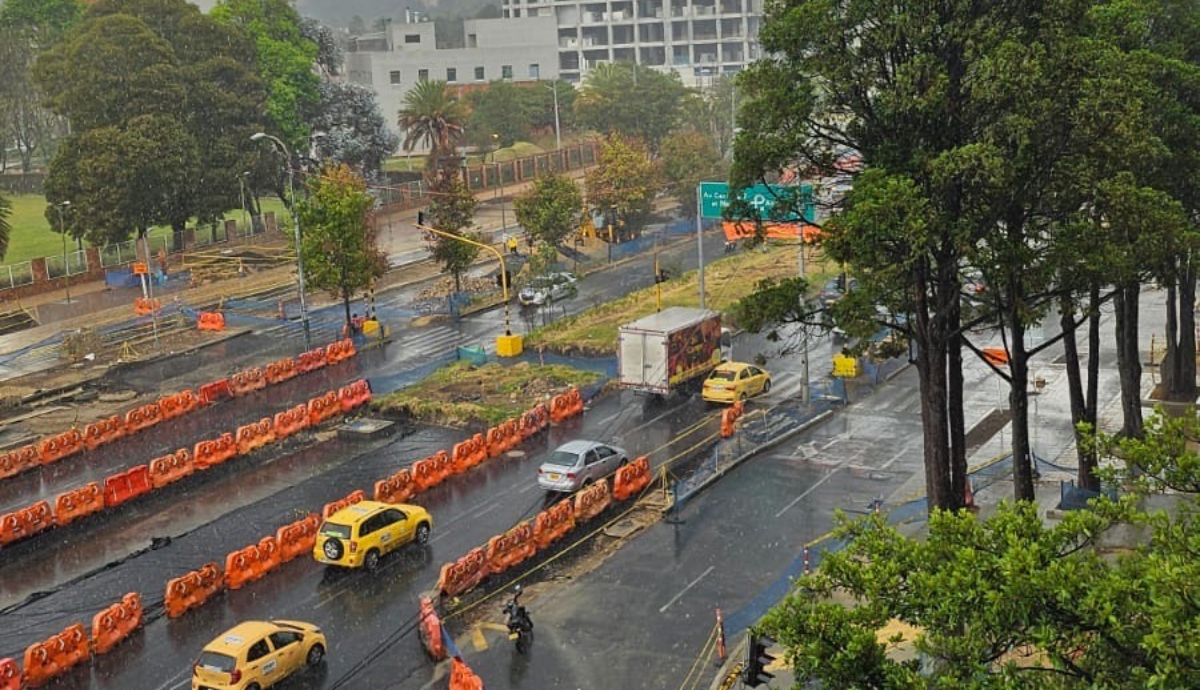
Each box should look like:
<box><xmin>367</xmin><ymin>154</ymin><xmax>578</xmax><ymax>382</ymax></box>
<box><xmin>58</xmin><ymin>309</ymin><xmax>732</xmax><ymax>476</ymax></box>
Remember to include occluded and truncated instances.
<box><xmin>372</xmin><ymin>360</ymin><xmax>605</xmax><ymax>427</ymax></box>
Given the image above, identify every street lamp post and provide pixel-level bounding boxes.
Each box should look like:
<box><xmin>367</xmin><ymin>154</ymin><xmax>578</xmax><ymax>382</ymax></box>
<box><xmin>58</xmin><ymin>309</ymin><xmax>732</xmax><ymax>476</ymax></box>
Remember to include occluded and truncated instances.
<box><xmin>251</xmin><ymin>132</ymin><xmax>311</xmax><ymax>348</ymax></box>
<box><xmin>56</xmin><ymin>201</ymin><xmax>71</xmax><ymax>304</ymax></box>
<box><xmin>491</xmin><ymin>134</ymin><xmax>507</xmax><ymax>231</ymax></box>
<box><xmin>238</xmin><ymin>172</ymin><xmax>251</xmax><ymax>236</ymax></box>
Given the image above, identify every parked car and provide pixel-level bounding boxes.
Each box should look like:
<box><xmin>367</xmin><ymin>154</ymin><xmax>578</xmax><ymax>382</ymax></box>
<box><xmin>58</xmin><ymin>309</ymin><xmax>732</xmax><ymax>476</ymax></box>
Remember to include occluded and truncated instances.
<box><xmin>192</xmin><ymin>620</ymin><xmax>326</xmax><ymax>690</ymax></box>
<box><xmin>702</xmin><ymin>362</ymin><xmax>772</xmax><ymax>404</ymax></box>
<box><xmin>519</xmin><ymin>272</ymin><xmax>578</xmax><ymax>307</ymax></box>
<box><xmin>537</xmin><ymin>440</ymin><xmax>628</xmax><ymax>493</ymax></box>
<box><xmin>313</xmin><ymin>500</ymin><xmax>433</xmax><ymax>571</ymax></box>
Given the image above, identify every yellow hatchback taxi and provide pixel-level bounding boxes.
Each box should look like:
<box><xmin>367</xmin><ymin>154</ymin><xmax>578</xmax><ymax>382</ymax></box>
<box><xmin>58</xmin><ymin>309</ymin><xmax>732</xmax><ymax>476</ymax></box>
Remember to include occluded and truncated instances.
<box><xmin>192</xmin><ymin>620</ymin><xmax>326</xmax><ymax>690</ymax></box>
<box><xmin>313</xmin><ymin>500</ymin><xmax>433</xmax><ymax>571</ymax></box>
<box><xmin>702</xmin><ymin>362</ymin><xmax>772</xmax><ymax>404</ymax></box>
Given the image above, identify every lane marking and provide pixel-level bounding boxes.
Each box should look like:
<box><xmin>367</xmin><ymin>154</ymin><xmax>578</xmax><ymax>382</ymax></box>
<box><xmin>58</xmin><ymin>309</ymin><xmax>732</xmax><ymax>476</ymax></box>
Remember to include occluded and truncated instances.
<box><xmin>147</xmin><ymin>668</ymin><xmax>190</xmax><ymax>690</ymax></box>
<box><xmin>775</xmin><ymin>467</ymin><xmax>843</xmax><ymax>519</ymax></box>
<box><xmin>472</xmin><ymin>502</ymin><xmax>499</xmax><ymax>520</ymax></box>
<box><xmin>880</xmin><ymin>446</ymin><xmax>910</xmax><ymax>471</ymax></box>
<box><xmin>659</xmin><ymin>565</ymin><xmax>715</xmax><ymax>613</ymax></box>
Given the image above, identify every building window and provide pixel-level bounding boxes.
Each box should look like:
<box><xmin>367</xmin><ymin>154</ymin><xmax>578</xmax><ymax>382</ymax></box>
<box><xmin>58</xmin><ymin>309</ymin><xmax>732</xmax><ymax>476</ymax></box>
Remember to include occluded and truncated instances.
<box><xmin>418</xmin><ymin>69</ymin><xmax>429</xmax><ymax>82</ymax></box>
<box><xmin>447</xmin><ymin>67</ymin><xmax>457</xmax><ymax>82</ymax></box>
<box><xmin>405</xmin><ymin>34</ymin><xmax>420</xmax><ymax>44</ymax></box>
<box><xmin>475</xmin><ymin>66</ymin><xmax>485</xmax><ymax>80</ymax></box>
<box><xmin>502</xmin><ymin>65</ymin><xmax>513</xmax><ymax>80</ymax></box>
<box><xmin>529</xmin><ymin>63</ymin><xmax>540</xmax><ymax>79</ymax></box>
<box><xmin>389</xmin><ymin>70</ymin><xmax>401</xmax><ymax>85</ymax></box>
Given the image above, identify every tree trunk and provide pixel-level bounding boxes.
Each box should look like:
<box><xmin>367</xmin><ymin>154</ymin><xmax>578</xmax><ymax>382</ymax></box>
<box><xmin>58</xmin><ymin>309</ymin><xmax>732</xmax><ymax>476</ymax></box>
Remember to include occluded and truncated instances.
<box><xmin>1163</xmin><ymin>281</ymin><xmax>1178</xmax><ymax>394</ymax></box>
<box><xmin>947</xmin><ymin>302</ymin><xmax>967</xmax><ymax>511</ymax></box>
<box><xmin>1086</xmin><ymin>285</ymin><xmax>1101</xmax><ymax>434</ymax></box>
<box><xmin>1008</xmin><ymin>299</ymin><xmax>1035</xmax><ymax>501</ymax></box>
<box><xmin>1060</xmin><ymin>295</ymin><xmax>1098</xmax><ymax>490</ymax></box>
<box><xmin>1164</xmin><ymin>260</ymin><xmax>1197</xmax><ymax>402</ymax></box>
<box><xmin>1114</xmin><ymin>283</ymin><xmax>1144</xmax><ymax>438</ymax></box>
<box><xmin>913</xmin><ymin>265</ymin><xmax>954</xmax><ymax>511</ymax></box>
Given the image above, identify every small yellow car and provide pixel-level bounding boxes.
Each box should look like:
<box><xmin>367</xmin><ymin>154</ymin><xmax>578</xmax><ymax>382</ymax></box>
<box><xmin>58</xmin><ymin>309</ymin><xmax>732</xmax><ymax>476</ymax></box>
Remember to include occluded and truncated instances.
<box><xmin>192</xmin><ymin>620</ymin><xmax>325</xmax><ymax>690</ymax></box>
<box><xmin>313</xmin><ymin>500</ymin><xmax>433</xmax><ymax>571</ymax></box>
<box><xmin>702</xmin><ymin>362</ymin><xmax>772</xmax><ymax>404</ymax></box>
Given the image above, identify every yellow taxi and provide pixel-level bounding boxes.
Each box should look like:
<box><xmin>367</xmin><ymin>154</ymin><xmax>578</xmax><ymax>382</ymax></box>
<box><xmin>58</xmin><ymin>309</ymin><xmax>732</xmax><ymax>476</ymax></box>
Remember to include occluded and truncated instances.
<box><xmin>192</xmin><ymin>620</ymin><xmax>326</xmax><ymax>690</ymax></box>
<box><xmin>313</xmin><ymin>500</ymin><xmax>433</xmax><ymax>571</ymax></box>
<box><xmin>702</xmin><ymin>362</ymin><xmax>772</xmax><ymax>404</ymax></box>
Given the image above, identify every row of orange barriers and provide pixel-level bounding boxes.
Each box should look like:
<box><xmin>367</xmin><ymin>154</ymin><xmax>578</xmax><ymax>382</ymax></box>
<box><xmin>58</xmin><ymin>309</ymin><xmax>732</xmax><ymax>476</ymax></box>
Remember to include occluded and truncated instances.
<box><xmin>196</xmin><ymin>311</ymin><xmax>226</xmax><ymax>331</ymax></box>
<box><xmin>0</xmin><ymin>339</ymin><xmax>358</xmax><ymax>486</ymax></box>
<box><xmin>273</xmin><ymin>404</ymin><xmax>310</xmax><ymax>438</ymax></box>
<box><xmin>276</xmin><ymin>514</ymin><xmax>320</xmax><ymax>562</ymax></box>
<box><xmin>0</xmin><ymin>383</ymin><xmax>368</xmax><ymax>549</ymax></box>
<box><xmin>322</xmin><ymin>489</ymin><xmax>367</xmax><ymax>519</ymax></box>
<box><xmin>7</xmin><ymin>590</ymin><xmax>139</xmax><ymax>690</ymax></box>
<box><xmin>436</xmin><ymin>455</ymin><xmax>650</xmax><ymax>599</ymax></box>
<box><xmin>225</xmin><ymin>537</ymin><xmax>281</xmax><ymax>590</ymax></box>
<box><xmin>720</xmin><ymin>400</ymin><xmax>746</xmax><ymax>439</ymax></box>
<box><xmin>549</xmin><ymin>388</ymin><xmax>585</xmax><ymax>423</ymax></box>
<box><xmin>308</xmin><ymin>391</ymin><xmax>343</xmax><ymax>426</ymax></box>
<box><xmin>418</xmin><ymin>597</ymin><xmax>447</xmax><ymax>661</ymax></box>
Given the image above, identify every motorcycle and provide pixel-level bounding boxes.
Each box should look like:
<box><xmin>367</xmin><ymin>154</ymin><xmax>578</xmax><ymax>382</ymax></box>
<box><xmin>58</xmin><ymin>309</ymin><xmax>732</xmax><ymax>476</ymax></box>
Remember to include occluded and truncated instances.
<box><xmin>503</xmin><ymin>585</ymin><xmax>534</xmax><ymax>653</ymax></box>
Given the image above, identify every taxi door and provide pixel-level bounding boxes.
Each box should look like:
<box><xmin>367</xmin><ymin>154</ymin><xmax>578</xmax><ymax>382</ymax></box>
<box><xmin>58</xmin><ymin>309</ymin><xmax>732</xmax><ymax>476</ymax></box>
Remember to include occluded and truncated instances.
<box><xmin>268</xmin><ymin>630</ymin><xmax>305</xmax><ymax>678</ymax></box>
<box><xmin>383</xmin><ymin>508</ymin><xmax>412</xmax><ymax>550</ymax></box>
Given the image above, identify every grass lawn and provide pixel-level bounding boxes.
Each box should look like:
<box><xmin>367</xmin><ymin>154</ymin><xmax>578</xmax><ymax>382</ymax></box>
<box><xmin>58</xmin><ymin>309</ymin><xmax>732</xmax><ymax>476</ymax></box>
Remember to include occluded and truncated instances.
<box><xmin>525</xmin><ymin>243</ymin><xmax>838</xmax><ymax>356</ymax></box>
<box><xmin>2</xmin><ymin>193</ymin><xmax>293</xmax><ymax>265</ymax></box>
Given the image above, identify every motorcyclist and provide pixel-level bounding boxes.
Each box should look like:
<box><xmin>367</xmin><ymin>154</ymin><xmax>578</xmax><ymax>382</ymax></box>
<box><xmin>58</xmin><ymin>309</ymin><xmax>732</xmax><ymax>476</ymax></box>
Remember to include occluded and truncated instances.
<box><xmin>503</xmin><ymin>585</ymin><xmax>533</xmax><ymax>650</ymax></box>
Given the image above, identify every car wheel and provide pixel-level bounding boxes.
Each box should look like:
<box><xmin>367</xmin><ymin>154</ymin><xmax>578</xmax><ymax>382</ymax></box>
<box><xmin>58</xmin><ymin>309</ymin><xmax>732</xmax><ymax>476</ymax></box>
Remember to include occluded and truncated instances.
<box><xmin>739</xmin><ymin>392</ymin><xmax>748</xmax><ymax>401</ymax></box>
<box><xmin>307</xmin><ymin>643</ymin><xmax>325</xmax><ymax>666</ymax></box>
<box><xmin>245</xmin><ymin>684</ymin><xmax>261</xmax><ymax>690</ymax></box>
<box><xmin>322</xmin><ymin>539</ymin><xmax>344</xmax><ymax>561</ymax></box>
<box><xmin>762</xmin><ymin>379</ymin><xmax>772</xmax><ymax>393</ymax></box>
<box><xmin>415</xmin><ymin>523</ymin><xmax>431</xmax><ymax>545</ymax></box>
<box><xmin>364</xmin><ymin>549</ymin><xmax>381</xmax><ymax>572</ymax></box>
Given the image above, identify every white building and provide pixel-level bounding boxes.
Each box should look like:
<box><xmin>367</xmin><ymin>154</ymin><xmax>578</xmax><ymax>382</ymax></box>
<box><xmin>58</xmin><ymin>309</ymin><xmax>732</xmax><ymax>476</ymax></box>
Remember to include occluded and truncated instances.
<box><xmin>345</xmin><ymin>17</ymin><xmax>561</xmax><ymax>151</ymax></box>
<box><xmin>500</xmin><ymin>0</ymin><xmax>763</xmax><ymax>86</ymax></box>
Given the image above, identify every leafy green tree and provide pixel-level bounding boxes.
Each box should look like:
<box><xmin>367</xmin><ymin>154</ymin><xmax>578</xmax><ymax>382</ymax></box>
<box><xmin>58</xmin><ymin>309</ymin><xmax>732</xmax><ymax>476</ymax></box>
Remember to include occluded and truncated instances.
<box><xmin>296</xmin><ymin>164</ymin><xmax>387</xmax><ymax>331</ymax></box>
<box><xmin>584</xmin><ymin>134</ymin><xmax>660</xmax><ymax>236</ymax></box>
<box><xmin>312</xmin><ymin>80</ymin><xmax>399</xmax><ymax>180</ymax></box>
<box><xmin>397</xmin><ymin>80</ymin><xmax>468</xmax><ymax>178</ymax></box>
<box><xmin>464</xmin><ymin>81</ymin><xmax>526</xmax><ymax>150</ymax></box>
<box><xmin>519</xmin><ymin>80</ymin><xmax>576</xmax><ymax>144</ymax></box>
<box><xmin>424</xmin><ymin>169</ymin><xmax>481</xmax><ymax>292</ymax></box>
<box><xmin>0</xmin><ymin>193</ymin><xmax>12</xmax><ymax>259</ymax></box>
<box><xmin>575</xmin><ymin>63</ymin><xmax>687</xmax><ymax>153</ymax></box>
<box><xmin>513</xmin><ymin>173</ymin><xmax>582</xmax><ymax>248</ymax></box>
<box><xmin>210</xmin><ymin>0</ymin><xmax>320</xmax><ymax>149</ymax></box>
<box><xmin>659</xmin><ymin>129</ymin><xmax>722</xmax><ymax>219</ymax></box>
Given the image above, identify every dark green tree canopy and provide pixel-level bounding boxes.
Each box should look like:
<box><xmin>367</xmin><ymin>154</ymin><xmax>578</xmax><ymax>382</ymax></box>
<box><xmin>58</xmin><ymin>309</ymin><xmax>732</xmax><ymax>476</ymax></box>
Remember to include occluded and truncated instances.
<box><xmin>513</xmin><ymin>172</ymin><xmax>583</xmax><ymax>248</ymax></box>
<box><xmin>575</xmin><ymin>63</ymin><xmax>687</xmax><ymax>153</ymax></box>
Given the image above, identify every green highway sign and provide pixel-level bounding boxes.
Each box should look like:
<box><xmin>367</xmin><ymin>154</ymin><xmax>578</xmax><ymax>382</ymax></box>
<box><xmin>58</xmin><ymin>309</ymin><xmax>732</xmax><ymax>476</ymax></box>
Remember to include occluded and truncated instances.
<box><xmin>698</xmin><ymin>181</ymin><xmax>814</xmax><ymax>221</ymax></box>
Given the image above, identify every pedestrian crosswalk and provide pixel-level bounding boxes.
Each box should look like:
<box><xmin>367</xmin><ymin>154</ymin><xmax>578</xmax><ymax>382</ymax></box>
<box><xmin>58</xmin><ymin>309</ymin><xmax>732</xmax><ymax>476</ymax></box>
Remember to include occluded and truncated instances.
<box><xmin>395</xmin><ymin>323</ymin><xmax>474</xmax><ymax>360</ymax></box>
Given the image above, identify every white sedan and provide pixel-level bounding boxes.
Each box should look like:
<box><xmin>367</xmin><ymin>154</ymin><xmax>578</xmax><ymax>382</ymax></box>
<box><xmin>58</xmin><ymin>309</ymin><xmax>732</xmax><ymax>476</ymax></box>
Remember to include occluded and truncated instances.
<box><xmin>518</xmin><ymin>272</ymin><xmax>578</xmax><ymax>307</ymax></box>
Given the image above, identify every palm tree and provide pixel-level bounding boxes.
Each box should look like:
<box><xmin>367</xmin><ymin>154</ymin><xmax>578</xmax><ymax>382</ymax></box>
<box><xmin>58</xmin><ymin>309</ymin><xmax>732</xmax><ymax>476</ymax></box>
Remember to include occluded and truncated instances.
<box><xmin>0</xmin><ymin>192</ymin><xmax>11</xmax><ymax>261</ymax></box>
<box><xmin>397</xmin><ymin>80</ymin><xmax>468</xmax><ymax>178</ymax></box>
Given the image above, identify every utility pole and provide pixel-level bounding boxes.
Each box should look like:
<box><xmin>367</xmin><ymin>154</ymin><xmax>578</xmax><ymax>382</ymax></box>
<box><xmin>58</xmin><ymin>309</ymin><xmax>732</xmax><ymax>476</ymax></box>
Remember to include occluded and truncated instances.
<box><xmin>800</xmin><ymin>238</ymin><xmax>810</xmax><ymax>405</ymax></box>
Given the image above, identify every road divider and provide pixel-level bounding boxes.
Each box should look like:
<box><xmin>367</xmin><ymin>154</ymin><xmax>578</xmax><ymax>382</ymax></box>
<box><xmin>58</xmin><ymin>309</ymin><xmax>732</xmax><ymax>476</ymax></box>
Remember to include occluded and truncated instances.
<box><xmin>53</xmin><ymin>483</ymin><xmax>104</xmax><ymax>526</ymax></box>
<box><xmin>0</xmin><ymin>445</ymin><xmax>39</xmax><ymax>481</ymax></box>
<box><xmin>90</xmin><ymin>593</ymin><xmax>143</xmax><ymax>655</ymax></box>
<box><xmin>22</xmin><ymin>622</ymin><xmax>90</xmax><ymax>688</ymax></box>
<box><xmin>418</xmin><ymin>597</ymin><xmax>447</xmax><ymax>660</ymax></box>
<box><xmin>485</xmin><ymin>521</ymin><xmax>536</xmax><ymax>574</ymax></box>
<box><xmin>276</xmin><ymin>514</ymin><xmax>320</xmax><ymax>562</ymax></box>
<box><xmin>322</xmin><ymin>489</ymin><xmax>366</xmax><ymax>519</ymax></box>
<box><xmin>165</xmin><ymin>563</ymin><xmax>224</xmax><ymax>618</ymax></box>
<box><xmin>613</xmin><ymin>456</ymin><xmax>652</xmax><ymax>500</ymax></box>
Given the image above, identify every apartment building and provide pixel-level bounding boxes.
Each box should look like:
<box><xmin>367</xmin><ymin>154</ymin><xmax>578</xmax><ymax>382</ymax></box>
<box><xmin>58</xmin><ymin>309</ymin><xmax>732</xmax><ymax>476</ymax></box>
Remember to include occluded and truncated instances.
<box><xmin>344</xmin><ymin>17</ymin><xmax>561</xmax><ymax>151</ymax></box>
<box><xmin>500</xmin><ymin>0</ymin><xmax>763</xmax><ymax>85</ymax></box>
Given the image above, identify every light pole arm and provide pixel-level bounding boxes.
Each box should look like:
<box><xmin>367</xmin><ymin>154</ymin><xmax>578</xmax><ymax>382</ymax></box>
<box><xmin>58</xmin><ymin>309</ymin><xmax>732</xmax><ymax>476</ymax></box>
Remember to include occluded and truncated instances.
<box><xmin>416</xmin><ymin>223</ymin><xmax>512</xmax><ymax>335</ymax></box>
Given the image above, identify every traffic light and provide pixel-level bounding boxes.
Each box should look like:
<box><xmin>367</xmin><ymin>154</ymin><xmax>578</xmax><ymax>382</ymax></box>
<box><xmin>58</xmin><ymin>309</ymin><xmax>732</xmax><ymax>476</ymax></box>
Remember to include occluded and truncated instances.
<box><xmin>743</xmin><ymin>632</ymin><xmax>776</xmax><ymax>687</ymax></box>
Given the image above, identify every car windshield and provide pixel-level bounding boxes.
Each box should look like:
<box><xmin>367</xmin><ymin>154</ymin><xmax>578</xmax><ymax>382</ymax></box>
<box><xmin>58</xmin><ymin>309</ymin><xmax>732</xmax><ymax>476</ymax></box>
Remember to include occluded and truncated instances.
<box><xmin>196</xmin><ymin>651</ymin><xmax>237</xmax><ymax>673</ymax></box>
<box><xmin>543</xmin><ymin>450</ymin><xmax>580</xmax><ymax>468</ymax></box>
<box><xmin>319</xmin><ymin>523</ymin><xmax>351</xmax><ymax>539</ymax></box>
<box><xmin>709</xmin><ymin>371</ymin><xmax>737</xmax><ymax>381</ymax></box>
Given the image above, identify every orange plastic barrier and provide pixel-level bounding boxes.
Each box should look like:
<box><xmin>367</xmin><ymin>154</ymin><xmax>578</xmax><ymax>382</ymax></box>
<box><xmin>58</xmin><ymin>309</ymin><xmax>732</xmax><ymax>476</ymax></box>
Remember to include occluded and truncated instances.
<box><xmin>338</xmin><ymin>379</ymin><xmax>372</xmax><ymax>412</ymax></box>
<box><xmin>148</xmin><ymin>449</ymin><xmax>194</xmax><ymax>489</ymax></box>
<box><xmin>53</xmin><ymin>483</ymin><xmax>104</xmax><ymax>527</ymax></box>
<box><xmin>0</xmin><ymin>500</ymin><xmax>53</xmax><ymax>547</ymax></box>
<box><xmin>22</xmin><ymin>623</ymin><xmax>90</xmax><ymax>688</ymax></box>
<box><xmin>549</xmin><ymin>394</ymin><xmax>572</xmax><ymax>423</ymax></box>
<box><xmin>418</xmin><ymin>597</ymin><xmax>447</xmax><ymax>661</ymax></box>
<box><xmin>235</xmin><ymin>417</ymin><xmax>276</xmax><ymax>455</ymax></box>
<box><xmin>276</xmin><ymin>514</ymin><xmax>321</xmax><ymax>563</ymax></box>
<box><xmin>436</xmin><ymin>547</ymin><xmax>489</xmax><ymax>598</ymax></box>
<box><xmin>325</xmin><ymin>338</ymin><xmax>357</xmax><ymax>363</ymax></box>
<box><xmin>38</xmin><ymin>428</ymin><xmax>84</xmax><ymax>466</ymax></box>
<box><xmin>164</xmin><ymin>562</ymin><xmax>223</xmax><ymax>618</ymax></box>
<box><xmin>574</xmin><ymin>479</ymin><xmax>613</xmax><ymax>522</ymax></box>
<box><xmin>430</xmin><ymin>450</ymin><xmax>453</xmax><ymax>482</ymax></box>
<box><xmin>265</xmin><ymin>357</ymin><xmax>298</xmax><ymax>385</ymax></box>
<box><xmin>158</xmin><ymin>391</ymin><xmax>198</xmax><ymax>421</ymax></box>
<box><xmin>374</xmin><ymin>468</ymin><xmax>415</xmax><ymax>504</ymax></box>
<box><xmin>485</xmin><ymin>425</ymin><xmax>510</xmax><ymax>459</ymax></box>
<box><xmin>720</xmin><ymin>408</ymin><xmax>737</xmax><ymax>438</ymax></box>
<box><xmin>272</xmin><ymin>404</ymin><xmax>308</xmax><ymax>439</ymax></box>
<box><xmin>613</xmin><ymin>456</ymin><xmax>652</xmax><ymax>501</ymax></box>
<box><xmin>254</xmin><ymin>536</ymin><xmax>281</xmax><ymax>578</ymax></box>
<box><xmin>485</xmin><ymin>520</ymin><xmax>537</xmax><ymax>575</ymax></box>
<box><xmin>102</xmin><ymin>465</ymin><xmax>152</xmax><ymax>508</ymax></box>
<box><xmin>533</xmin><ymin>498</ymin><xmax>576</xmax><ymax>550</ymax></box>
<box><xmin>450</xmin><ymin>657</ymin><xmax>484</xmax><ymax>690</ymax></box>
<box><xmin>296</xmin><ymin>347</ymin><xmax>328</xmax><ymax>373</ymax></box>
<box><xmin>198</xmin><ymin>378</ymin><xmax>233</xmax><ymax>405</ymax></box>
<box><xmin>196</xmin><ymin>311</ymin><xmax>226</xmax><ymax>331</ymax></box>
<box><xmin>124</xmin><ymin>402</ymin><xmax>163</xmax><ymax>435</ymax></box>
<box><xmin>412</xmin><ymin>456</ymin><xmax>446</xmax><ymax>492</ymax></box>
<box><xmin>0</xmin><ymin>444</ymin><xmax>39</xmax><ymax>480</ymax></box>
<box><xmin>307</xmin><ymin>390</ymin><xmax>342</xmax><ymax>426</ymax></box>
<box><xmin>565</xmin><ymin>387</ymin><xmax>584</xmax><ymax>417</ymax></box>
<box><xmin>91</xmin><ymin>593</ymin><xmax>143</xmax><ymax>655</ymax></box>
<box><xmin>322</xmin><ymin>489</ymin><xmax>366</xmax><ymax>519</ymax></box>
<box><xmin>224</xmin><ymin>543</ymin><xmax>262</xmax><ymax>590</ymax></box>
<box><xmin>83</xmin><ymin>415</ymin><xmax>125</xmax><ymax>451</ymax></box>
<box><xmin>0</xmin><ymin>658</ymin><xmax>19</xmax><ymax>690</ymax></box>
<box><xmin>133</xmin><ymin>297</ymin><xmax>161</xmax><ymax>315</ymax></box>
<box><xmin>193</xmin><ymin>432</ymin><xmax>237</xmax><ymax>469</ymax></box>
<box><xmin>229</xmin><ymin>367</ymin><xmax>266</xmax><ymax>397</ymax></box>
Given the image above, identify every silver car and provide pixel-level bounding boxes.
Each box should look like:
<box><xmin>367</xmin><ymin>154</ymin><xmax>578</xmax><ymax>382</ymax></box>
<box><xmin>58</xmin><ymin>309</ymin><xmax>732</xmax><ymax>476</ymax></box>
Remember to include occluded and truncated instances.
<box><xmin>536</xmin><ymin>440</ymin><xmax>628</xmax><ymax>493</ymax></box>
<box><xmin>518</xmin><ymin>272</ymin><xmax>577</xmax><ymax>307</ymax></box>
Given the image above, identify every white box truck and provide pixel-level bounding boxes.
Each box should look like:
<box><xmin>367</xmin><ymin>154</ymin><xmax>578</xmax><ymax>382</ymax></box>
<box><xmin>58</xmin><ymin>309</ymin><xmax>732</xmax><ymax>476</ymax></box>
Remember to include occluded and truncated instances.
<box><xmin>617</xmin><ymin>307</ymin><xmax>729</xmax><ymax>397</ymax></box>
